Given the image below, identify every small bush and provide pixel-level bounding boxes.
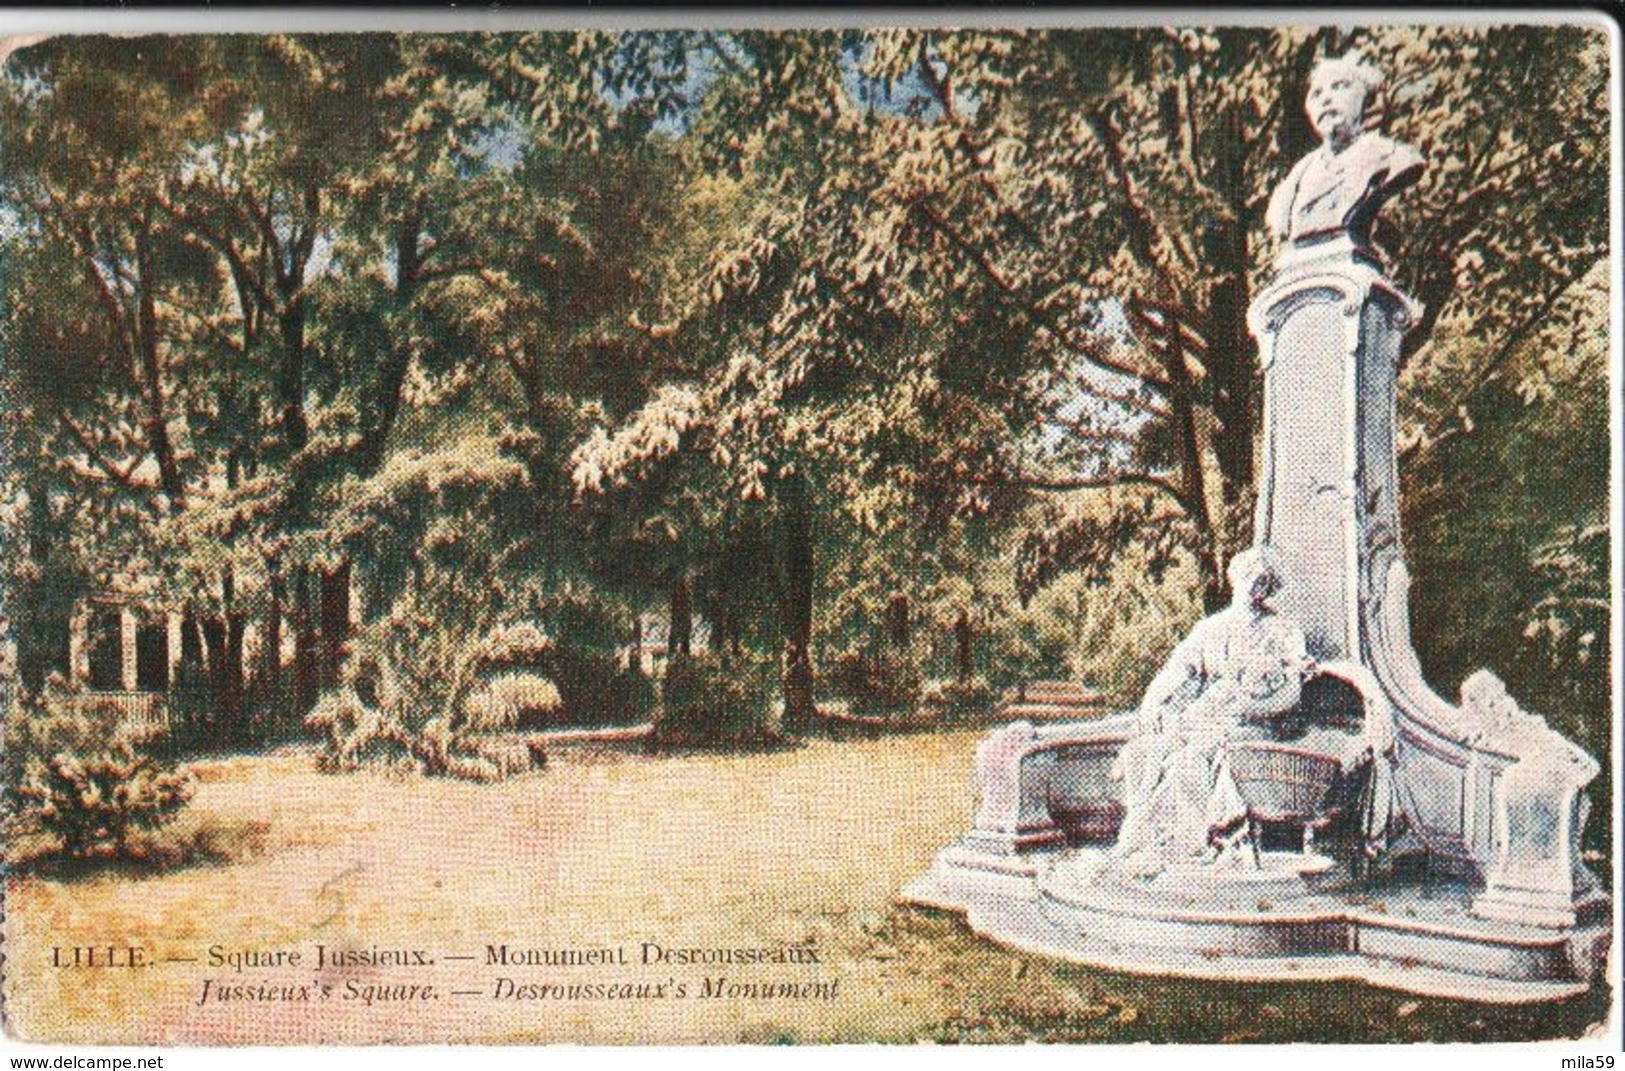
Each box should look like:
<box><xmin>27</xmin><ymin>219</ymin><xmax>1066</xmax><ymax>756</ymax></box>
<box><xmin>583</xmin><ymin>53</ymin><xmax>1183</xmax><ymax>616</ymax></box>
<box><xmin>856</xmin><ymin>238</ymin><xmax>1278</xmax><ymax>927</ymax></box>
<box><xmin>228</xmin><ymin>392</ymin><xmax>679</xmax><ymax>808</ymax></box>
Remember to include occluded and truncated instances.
<box><xmin>307</xmin><ymin>685</ymin><xmax>394</xmax><ymax>771</ymax></box>
<box><xmin>525</xmin><ymin>589</ymin><xmax>656</xmax><ymax>727</ymax></box>
<box><xmin>4</xmin><ymin>677</ymin><xmax>194</xmax><ymax>868</ymax></box>
<box><xmin>17</xmin><ymin>752</ymin><xmax>193</xmax><ymax>861</ymax></box>
<box><xmin>655</xmin><ymin>651</ymin><xmax>779</xmax><ymax>747</ymax></box>
<box><xmin>923</xmin><ymin>676</ymin><xmax>999</xmax><ymax>723</ymax></box>
<box><xmin>465</xmin><ymin>672</ymin><xmax>563</xmax><ymax>730</ymax></box>
<box><xmin>456</xmin><ymin>612</ymin><xmax>653</xmax><ymax>728</ymax></box>
<box><xmin>306</xmin><ymin>609</ymin><xmax>553</xmax><ymax>781</ymax></box>
<box><xmin>829</xmin><ymin>645</ymin><xmax>924</xmax><ymax>720</ymax></box>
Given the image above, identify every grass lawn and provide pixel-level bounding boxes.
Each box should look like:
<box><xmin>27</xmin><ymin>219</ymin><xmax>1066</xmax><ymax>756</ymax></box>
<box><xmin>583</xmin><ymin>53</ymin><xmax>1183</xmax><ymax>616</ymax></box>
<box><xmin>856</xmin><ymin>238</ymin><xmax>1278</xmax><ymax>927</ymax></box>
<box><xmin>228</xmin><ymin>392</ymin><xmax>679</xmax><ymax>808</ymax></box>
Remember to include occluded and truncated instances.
<box><xmin>2</xmin><ymin>729</ymin><xmax>1611</xmax><ymax>1044</ymax></box>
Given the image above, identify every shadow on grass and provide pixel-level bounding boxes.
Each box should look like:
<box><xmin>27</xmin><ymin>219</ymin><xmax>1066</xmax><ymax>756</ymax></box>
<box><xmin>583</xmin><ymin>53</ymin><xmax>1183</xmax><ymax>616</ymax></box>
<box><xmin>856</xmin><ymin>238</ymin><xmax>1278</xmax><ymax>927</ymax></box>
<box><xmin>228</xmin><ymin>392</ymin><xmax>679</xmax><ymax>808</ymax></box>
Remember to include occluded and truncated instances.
<box><xmin>888</xmin><ymin>905</ymin><xmax>1611</xmax><ymax>1044</ymax></box>
<box><xmin>6</xmin><ymin>818</ymin><xmax>273</xmax><ymax>885</ymax></box>
<box><xmin>642</xmin><ymin>734</ymin><xmax>808</xmax><ymax>758</ymax></box>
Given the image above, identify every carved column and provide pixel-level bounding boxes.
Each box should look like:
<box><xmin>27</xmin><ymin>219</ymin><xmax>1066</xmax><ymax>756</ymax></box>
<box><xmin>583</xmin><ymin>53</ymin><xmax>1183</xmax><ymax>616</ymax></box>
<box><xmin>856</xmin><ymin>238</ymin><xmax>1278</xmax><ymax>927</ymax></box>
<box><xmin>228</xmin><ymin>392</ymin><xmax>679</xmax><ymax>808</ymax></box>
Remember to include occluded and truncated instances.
<box><xmin>68</xmin><ymin>604</ymin><xmax>90</xmax><ymax>683</ymax></box>
<box><xmin>1248</xmin><ymin>240</ymin><xmax>1420</xmax><ymax>664</ymax></box>
<box><xmin>119</xmin><ymin>607</ymin><xmax>139</xmax><ymax>691</ymax></box>
<box><xmin>167</xmin><ymin>612</ymin><xmax>184</xmax><ymax>690</ymax></box>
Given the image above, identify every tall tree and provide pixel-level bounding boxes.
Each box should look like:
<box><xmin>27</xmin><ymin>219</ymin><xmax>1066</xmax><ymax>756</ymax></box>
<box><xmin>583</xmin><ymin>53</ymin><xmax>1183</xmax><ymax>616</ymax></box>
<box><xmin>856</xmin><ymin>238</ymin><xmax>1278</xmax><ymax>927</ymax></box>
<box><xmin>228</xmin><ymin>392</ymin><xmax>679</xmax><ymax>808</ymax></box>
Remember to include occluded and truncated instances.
<box><xmin>836</xmin><ymin>26</ymin><xmax>1608</xmax><ymax>608</ymax></box>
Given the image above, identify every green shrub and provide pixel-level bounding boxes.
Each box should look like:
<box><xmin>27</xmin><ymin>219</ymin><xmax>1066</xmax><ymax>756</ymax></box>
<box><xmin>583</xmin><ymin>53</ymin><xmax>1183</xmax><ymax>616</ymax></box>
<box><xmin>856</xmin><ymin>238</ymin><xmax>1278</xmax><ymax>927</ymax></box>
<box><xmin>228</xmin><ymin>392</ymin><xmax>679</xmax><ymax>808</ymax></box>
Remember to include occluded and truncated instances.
<box><xmin>17</xmin><ymin>752</ymin><xmax>193</xmax><ymax>861</ymax></box>
<box><xmin>828</xmin><ymin>645</ymin><xmax>924</xmax><ymax>720</ymax></box>
<box><xmin>923</xmin><ymin>676</ymin><xmax>999</xmax><ymax>723</ymax></box>
<box><xmin>4</xmin><ymin>677</ymin><xmax>194</xmax><ymax>867</ymax></box>
<box><xmin>457</xmin><ymin>616</ymin><xmax>654</xmax><ymax>728</ymax></box>
<box><xmin>306</xmin><ymin>608</ymin><xmax>552</xmax><ymax>781</ymax></box>
<box><xmin>466</xmin><ymin>672</ymin><xmax>563</xmax><ymax>729</ymax></box>
<box><xmin>655</xmin><ymin>651</ymin><xmax>779</xmax><ymax>746</ymax></box>
<box><xmin>529</xmin><ymin>590</ymin><xmax>655</xmax><ymax>727</ymax></box>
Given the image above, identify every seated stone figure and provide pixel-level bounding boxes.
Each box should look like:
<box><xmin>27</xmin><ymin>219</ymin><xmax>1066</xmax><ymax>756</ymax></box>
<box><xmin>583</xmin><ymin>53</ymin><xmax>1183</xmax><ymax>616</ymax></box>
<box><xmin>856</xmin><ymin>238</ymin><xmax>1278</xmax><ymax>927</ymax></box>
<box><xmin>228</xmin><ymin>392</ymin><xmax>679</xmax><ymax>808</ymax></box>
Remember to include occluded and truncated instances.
<box><xmin>1111</xmin><ymin>546</ymin><xmax>1313</xmax><ymax>877</ymax></box>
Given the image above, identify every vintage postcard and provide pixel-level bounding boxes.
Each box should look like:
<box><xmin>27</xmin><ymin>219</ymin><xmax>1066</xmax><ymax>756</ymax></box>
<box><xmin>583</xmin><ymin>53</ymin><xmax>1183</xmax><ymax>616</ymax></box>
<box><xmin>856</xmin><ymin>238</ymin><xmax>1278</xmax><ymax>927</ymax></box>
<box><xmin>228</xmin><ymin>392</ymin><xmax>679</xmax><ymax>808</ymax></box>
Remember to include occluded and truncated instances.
<box><xmin>0</xmin><ymin>10</ymin><xmax>1617</xmax><ymax>1056</ymax></box>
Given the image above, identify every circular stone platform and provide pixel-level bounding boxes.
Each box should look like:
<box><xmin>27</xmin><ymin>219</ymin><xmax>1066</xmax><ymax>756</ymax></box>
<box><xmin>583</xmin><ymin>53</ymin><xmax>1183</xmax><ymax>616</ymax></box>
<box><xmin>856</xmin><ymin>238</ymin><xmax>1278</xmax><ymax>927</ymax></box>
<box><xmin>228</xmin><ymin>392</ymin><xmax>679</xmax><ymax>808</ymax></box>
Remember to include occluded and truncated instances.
<box><xmin>908</xmin><ymin>846</ymin><xmax>1609</xmax><ymax>1003</ymax></box>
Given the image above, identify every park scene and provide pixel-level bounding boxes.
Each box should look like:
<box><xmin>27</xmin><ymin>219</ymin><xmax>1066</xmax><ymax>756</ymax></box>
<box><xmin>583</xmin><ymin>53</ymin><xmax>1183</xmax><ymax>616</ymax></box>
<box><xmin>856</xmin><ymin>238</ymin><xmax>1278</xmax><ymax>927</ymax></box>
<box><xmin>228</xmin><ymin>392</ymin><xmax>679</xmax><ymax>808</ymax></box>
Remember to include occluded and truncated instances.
<box><xmin>0</xmin><ymin>24</ymin><xmax>1612</xmax><ymax>1044</ymax></box>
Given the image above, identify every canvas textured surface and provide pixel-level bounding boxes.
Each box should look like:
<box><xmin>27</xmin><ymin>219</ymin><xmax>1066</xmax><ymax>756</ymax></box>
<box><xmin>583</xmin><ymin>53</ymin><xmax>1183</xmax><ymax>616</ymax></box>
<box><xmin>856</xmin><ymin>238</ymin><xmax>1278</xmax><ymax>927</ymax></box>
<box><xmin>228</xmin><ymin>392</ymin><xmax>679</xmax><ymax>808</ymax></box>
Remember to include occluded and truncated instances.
<box><xmin>0</xmin><ymin>18</ymin><xmax>1615</xmax><ymax>1050</ymax></box>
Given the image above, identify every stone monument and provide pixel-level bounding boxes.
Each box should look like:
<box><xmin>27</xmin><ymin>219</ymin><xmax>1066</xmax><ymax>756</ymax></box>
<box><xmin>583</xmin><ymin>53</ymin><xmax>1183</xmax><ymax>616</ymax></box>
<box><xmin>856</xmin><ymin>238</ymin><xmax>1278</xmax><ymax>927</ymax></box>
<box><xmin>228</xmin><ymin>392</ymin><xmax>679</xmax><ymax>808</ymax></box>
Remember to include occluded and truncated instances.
<box><xmin>905</xmin><ymin>53</ymin><xmax>1609</xmax><ymax>1001</ymax></box>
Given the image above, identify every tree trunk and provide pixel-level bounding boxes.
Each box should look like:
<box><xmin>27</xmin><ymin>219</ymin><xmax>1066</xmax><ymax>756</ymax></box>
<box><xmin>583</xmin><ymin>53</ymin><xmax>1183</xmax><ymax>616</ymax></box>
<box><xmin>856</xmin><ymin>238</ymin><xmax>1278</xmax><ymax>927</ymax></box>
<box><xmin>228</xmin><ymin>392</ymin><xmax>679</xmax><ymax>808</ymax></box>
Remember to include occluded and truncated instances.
<box><xmin>319</xmin><ymin>561</ymin><xmax>352</xmax><ymax>689</ymax></box>
<box><xmin>954</xmin><ymin>608</ymin><xmax>974</xmax><ymax>683</ymax></box>
<box><xmin>885</xmin><ymin>593</ymin><xmax>911</xmax><ymax>647</ymax></box>
<box><xmin>293</xmin><ymin>566</ymin><xmax>319</xmax><ymax>714</ymax></box>
<box><xmin>355</xmin><ymin>209</ymin><xmax>425</xmax><ymax>477</ymax></box>
<box><xmin>180</xmin><ymin>612</ymin><xmax>205</xmax><ymax>669</ymax></box>
<box><xmin>134</xmin><ymin>219</ymin><xmax>186</xmax><ymax>509</ymax></box>
<box><xmin>668</xmin><ymin>574</ymin><xmax>693</xmax><ymax>657</ymax></box>
<box><xmin>263</xmin><ymin>564</ymin><xmax>285</xmax><ymax>711</ymax></box>
<box><xmin>1162</xmin><ymin>325</ymin><xmax>1226</xmax><ymax>612</ymax></box>
<box><xmin>278</xmin><ymin>301</ymin><xmax>310</xmax><ymax>453</ymax></box>
<box><xmin>201</xmin><ymin>616</ymin><xmax>227</xmax><ymax>727</ymax></box>
<box><xmin>275</xmin><ymin>184</ymin><xmax>320</xmax><ymax>455</ymax></box>
<box><xmin>1205</xmin><ymin>107</ymin><xmax>1257</xmax><ymax>513</ymax></box>
<box><xmin>16</xmin><ymin>480</ymin><xmax>61</xmax><ymax>692</ymax></box>
<box><xmin>1177</xmin><ymin>391</ymin><xmax>1226</xmax><ymax>612</ymax></box>
<box><xmin>216</xmin><ymin>565</ymin><xmax>245</xmax><ymax>727</ymax></box>
<box><xmin>720</xmin><ymin>607</ymin><xmax>742</xmax><ymax>658</ymax></box>
<box><xmin>777</xmin><ymin>473</ymin><xmax>816</xmax><ymax>734</ymax></box>
<box><xmin>224</xmin><ymin>612</ymin><xmax>246</xmax><ymax>736</ymax></box>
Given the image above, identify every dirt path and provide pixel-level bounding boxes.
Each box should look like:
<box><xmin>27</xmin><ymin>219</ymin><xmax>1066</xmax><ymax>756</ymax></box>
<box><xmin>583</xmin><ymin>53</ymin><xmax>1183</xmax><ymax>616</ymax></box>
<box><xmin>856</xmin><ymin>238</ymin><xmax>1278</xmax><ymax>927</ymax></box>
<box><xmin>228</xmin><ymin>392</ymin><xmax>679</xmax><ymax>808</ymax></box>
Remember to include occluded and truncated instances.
<box><xmin>4</xmin><ymin>730</ymin><xmax>1608</xmax><ymax>1045</ymax></box>
<box><xmin>4</xmin><ymin>731</ymin><xmax>983</xmax><ymax>1044</ymax></box>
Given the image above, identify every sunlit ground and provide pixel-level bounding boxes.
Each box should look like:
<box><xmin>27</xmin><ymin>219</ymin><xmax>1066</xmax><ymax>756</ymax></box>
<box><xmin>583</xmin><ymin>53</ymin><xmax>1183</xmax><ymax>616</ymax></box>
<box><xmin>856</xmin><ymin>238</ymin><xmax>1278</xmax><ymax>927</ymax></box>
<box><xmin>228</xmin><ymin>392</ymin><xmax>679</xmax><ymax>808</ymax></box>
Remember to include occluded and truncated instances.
<box><xmin>2</xmin><ymin>731</ymin><xmax>1610</xmax><ymax>1044</ymax></box>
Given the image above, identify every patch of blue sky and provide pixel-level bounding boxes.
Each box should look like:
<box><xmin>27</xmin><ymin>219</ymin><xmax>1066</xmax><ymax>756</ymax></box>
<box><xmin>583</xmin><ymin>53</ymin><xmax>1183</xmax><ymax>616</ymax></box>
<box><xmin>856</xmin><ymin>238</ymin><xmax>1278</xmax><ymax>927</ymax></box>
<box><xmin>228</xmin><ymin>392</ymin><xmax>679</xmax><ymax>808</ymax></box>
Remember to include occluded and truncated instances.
<box><xmin>308</xmin><ymin>231</ymin><xmax>335</xmax><ymax>279</ymax></box>
<box><xmin>0</xmin><ymin>202</ymin><xmax>33</xmax><ymax>242</ymax></box>
<box><xmin>844</xmin><ymin>38</ymin><xmax>941</xmax><ymax>121</ymax></box>
<box><xmin>464</xmin><ymin>30</ymin><xmax>977</xmax><ymax>168</ymax></box>
<box><xmin>1</xmin><ymin>65</ymin><xmax>52</xmax><ymax>105</ymax></box>
<box><xmin>600</xmin><ymin>31</ymin><xmax>971</xmax><ymax>136</ymax></box>
<box><xmin>1033</xmin><ymin>296</ymin><xmax>1158</xmax><ymax>476</ymax></box>
<box><xmin>465</xmin><ymin>117</ymin><xmax>525</xmax><ymax>174</ymax></box>
<box><xmin>650</xmin><ymin>43</ymin><xmax>722</xmax><ymax>136</ymax></box>
<box><xmin>587</xmin><ymin>31</ymin><xmax>724</xmax><ymax>137</ymax></box>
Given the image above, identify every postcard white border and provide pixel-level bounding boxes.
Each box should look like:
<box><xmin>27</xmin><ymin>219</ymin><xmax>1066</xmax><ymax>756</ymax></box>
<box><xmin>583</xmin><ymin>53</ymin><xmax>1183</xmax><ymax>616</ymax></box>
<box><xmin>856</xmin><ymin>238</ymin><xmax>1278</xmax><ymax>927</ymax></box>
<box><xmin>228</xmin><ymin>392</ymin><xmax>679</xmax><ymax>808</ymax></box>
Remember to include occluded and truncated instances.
<box><xmin>0</xmin><ymin>7</ymin><xmax>1617</xmax><ymax>1071</ymax></box>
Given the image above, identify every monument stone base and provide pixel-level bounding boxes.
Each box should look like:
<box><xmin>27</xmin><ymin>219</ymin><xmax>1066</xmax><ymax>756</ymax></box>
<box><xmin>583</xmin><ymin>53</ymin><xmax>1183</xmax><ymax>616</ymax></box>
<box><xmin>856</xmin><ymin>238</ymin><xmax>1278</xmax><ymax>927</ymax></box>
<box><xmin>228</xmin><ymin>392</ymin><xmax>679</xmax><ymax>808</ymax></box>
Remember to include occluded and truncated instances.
<box><xmin>905</xmin><ymin>846</ymin><xmax>1611</xmax><ymax>1003</ymax></box>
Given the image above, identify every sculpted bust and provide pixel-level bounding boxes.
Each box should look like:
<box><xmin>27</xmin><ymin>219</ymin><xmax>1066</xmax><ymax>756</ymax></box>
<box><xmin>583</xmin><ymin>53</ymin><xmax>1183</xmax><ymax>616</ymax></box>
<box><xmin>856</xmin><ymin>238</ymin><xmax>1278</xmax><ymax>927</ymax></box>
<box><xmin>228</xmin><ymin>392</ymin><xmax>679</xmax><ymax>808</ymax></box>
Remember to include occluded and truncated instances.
<box><xmin>1265</xmin><ymin>53</ymin><xmax>1424</xmax><ymax>258</ymax></box>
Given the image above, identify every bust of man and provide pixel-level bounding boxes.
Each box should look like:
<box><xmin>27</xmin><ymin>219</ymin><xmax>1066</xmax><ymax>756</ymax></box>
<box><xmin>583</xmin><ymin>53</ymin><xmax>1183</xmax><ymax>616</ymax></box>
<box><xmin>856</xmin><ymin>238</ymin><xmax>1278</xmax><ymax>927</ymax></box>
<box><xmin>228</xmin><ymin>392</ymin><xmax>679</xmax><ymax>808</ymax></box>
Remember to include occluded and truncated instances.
<box><xmin>1265</xmin><ymin>53</ymin><xmax>1424</xmax><ymax>260</ymax></box>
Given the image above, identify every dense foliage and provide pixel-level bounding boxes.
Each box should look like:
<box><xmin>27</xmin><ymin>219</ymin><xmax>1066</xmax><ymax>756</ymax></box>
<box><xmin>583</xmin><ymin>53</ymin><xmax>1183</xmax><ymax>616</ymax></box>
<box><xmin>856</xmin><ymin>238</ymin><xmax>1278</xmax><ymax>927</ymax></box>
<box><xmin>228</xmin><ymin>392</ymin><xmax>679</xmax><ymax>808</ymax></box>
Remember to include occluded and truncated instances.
<box><xmin>4</xmin><ymin>678</ymin><xmax>194</xmax><ymax>865</ymax></box>
<box><xmin>0</xmin><ymin>28</ymin><xmax>1608</xmax><ymax>805</ymax></box>
<box><xmin>307</xmin><ymin>616</ymin><xmax>554</xmax><ymax>779</ymax></box>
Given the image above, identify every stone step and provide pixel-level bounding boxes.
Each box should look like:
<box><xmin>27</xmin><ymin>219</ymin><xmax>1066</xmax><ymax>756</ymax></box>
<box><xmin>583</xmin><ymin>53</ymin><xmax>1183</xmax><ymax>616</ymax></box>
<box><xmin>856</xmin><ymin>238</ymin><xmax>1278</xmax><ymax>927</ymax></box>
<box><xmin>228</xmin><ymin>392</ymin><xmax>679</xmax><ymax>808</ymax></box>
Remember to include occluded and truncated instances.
<box><xmin>1016</xmin><ymin>690</ymin><xmax>1100</xmax><ymax>706</ymax></box>
<box><xmin>998</xmin><ymin>701</ymin><xmax>1107</xmax><ymax>721</ymax></box>
<box><xmin>1010</xmin><ymin>680</ymin><xmax>1102</xmax><ymax>702</ymax></box>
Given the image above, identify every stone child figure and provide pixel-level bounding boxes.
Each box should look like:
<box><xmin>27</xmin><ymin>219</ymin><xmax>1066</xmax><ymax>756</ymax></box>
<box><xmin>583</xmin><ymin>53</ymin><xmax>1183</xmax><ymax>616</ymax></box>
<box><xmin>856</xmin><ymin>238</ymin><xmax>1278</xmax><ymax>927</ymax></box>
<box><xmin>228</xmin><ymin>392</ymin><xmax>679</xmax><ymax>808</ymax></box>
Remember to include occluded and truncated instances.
<box><xmin>1265</xmin><ymin>52</ymin><xmax>1424</xmax><ymax>261</ymax></box>
<box><xmin>1110</xmin><ymin>546</ymin><xmax>1313</xmax><ymax>876</ymax></box>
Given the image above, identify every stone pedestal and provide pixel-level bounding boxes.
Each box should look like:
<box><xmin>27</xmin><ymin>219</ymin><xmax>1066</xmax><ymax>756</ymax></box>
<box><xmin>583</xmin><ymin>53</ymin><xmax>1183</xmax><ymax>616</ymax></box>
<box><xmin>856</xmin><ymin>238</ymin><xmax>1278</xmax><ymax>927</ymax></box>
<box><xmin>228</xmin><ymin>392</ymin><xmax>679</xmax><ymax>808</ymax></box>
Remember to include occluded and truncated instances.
<box><xmin>964</xmin><ymin>722</ymin><xmax>1066</xmax><ymax>854</ymax></box>
<box><xmin>1249</xmin><ymin>239</ymin><xmax>1418</xmax><ymax>664</ymax></box>
<box><xmin>1249</xmin><ymin>241</ymin><xmax>1602</xmax><ymax>931</ymax></box>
